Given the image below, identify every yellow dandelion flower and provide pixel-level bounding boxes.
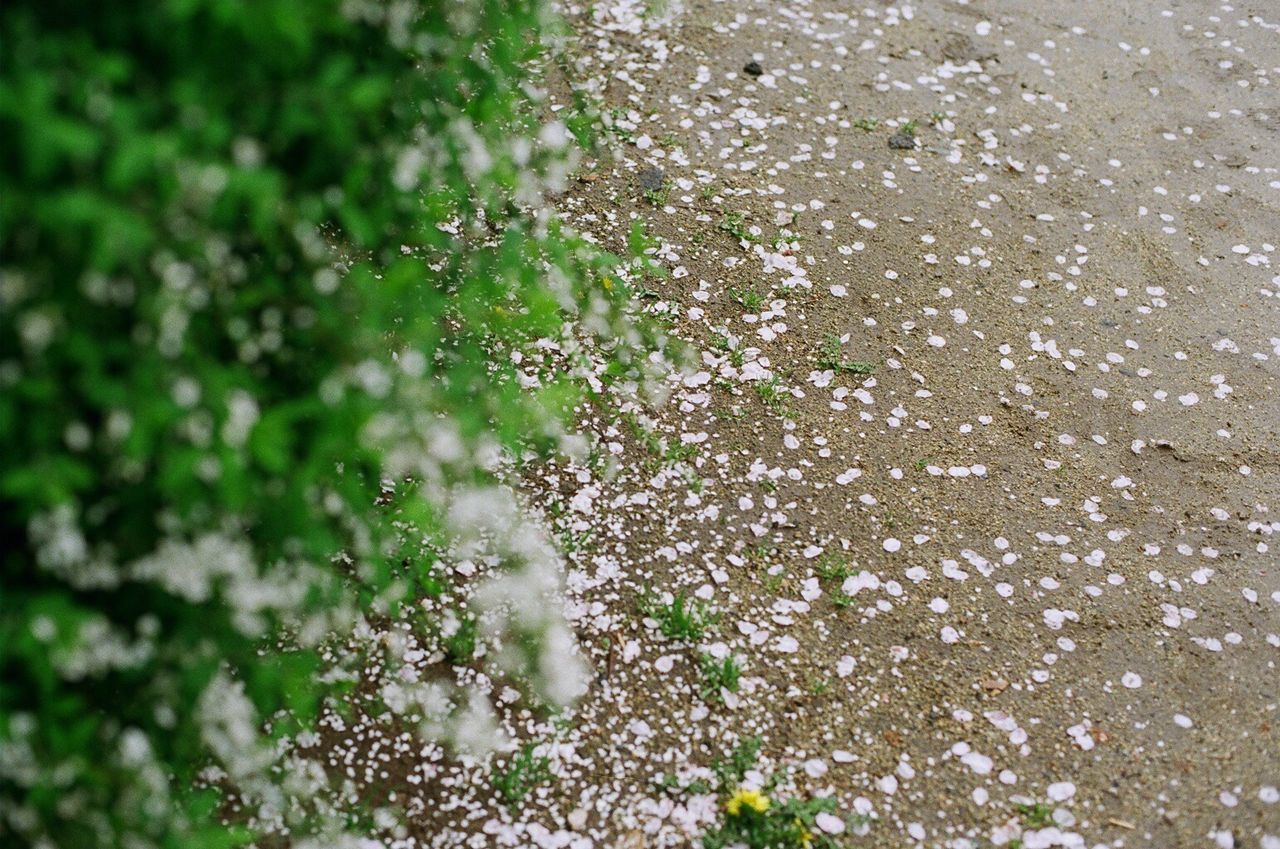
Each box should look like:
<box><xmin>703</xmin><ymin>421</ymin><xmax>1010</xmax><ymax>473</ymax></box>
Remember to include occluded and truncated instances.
<box><xmin>794</xmin><ymin>818</ymin><xmax>813</xmax><ymax>847</ymax></box>
<box><xmin>726</xmin><ymin>787</ymin><xmax>770</xmax><ymax>816</ymax></box>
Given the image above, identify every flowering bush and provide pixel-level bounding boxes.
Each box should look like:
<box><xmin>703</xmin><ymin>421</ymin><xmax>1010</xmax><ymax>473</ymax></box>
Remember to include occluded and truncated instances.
<box><xmin>0</xmin><ymin>0</ymin><xmax>654</xmax><ymax>845</ymax></box>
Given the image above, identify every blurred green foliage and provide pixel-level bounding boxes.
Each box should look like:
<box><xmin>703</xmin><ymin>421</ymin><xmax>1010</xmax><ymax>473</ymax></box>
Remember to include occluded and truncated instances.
<box><xmin>0</xmin><ymin>0</ymin><xmax>645</xmax><ymax>846</ymax></box>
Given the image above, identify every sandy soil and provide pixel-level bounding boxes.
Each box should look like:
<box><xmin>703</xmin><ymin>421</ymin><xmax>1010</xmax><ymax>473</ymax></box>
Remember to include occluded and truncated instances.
<box><xmin>308</xmin><ymin>2</ymin><xmax>1280</xmax><ymax>847</ymax></box>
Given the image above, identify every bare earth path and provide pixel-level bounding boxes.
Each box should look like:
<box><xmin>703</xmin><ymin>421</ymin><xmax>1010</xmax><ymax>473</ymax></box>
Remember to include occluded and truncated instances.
<box><xmin>317</xmin><ymin>2</ymin><xmax>1280</xmax><ymax>847</ymax></box>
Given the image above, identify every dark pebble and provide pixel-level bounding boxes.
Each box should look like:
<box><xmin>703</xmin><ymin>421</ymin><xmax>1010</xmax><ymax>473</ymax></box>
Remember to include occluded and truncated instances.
<box><xmin>888</xmin><ymin>132</ymin><xmax>917</xmax><ymax>150</ymax></box>
<box><xmin>638</xmin><ymin>167</ymin><xmax>666</xmax><ymax>192</ymax></box>
<box><xmin>743</xmin><ymin>61</ymin><xmax>763</xmax><ymax>77</ymax></box>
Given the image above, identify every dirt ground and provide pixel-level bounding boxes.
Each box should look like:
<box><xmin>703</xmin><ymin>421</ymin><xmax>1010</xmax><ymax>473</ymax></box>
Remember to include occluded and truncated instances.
<box><xmin>309</xmin><ymin>1</ymin><xmax>1280</xmax><ymax>847</ymax></box>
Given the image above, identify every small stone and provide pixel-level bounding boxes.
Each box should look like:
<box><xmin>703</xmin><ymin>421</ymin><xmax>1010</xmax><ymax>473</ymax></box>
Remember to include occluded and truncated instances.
<box><xmin>743</xmin><ymin>60</ymin><xmax>763</xmax><ymax>77</ymax></box>
<box><xmin>638</xmin><ymin>166</ymin><xmax>666</xmax><ymax>192</ymax></box>
<box><xmin>888</xmin><ymin>132</ymin><xmax>917</xmax><ymax>150</ymax></box>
